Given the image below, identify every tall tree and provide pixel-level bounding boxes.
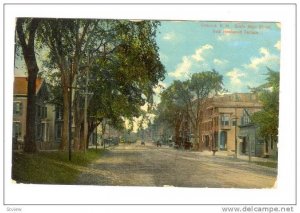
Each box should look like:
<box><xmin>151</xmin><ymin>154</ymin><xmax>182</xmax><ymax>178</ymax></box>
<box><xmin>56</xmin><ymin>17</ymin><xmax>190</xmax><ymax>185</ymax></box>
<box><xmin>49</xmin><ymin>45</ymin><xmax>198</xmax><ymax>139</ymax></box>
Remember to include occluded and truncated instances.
<box><xmin>40</xmin><ymin>19</ymin><xmax>165</xmax><ymax>151</ymax></box>
<box><xmin>188</xmin><ymin>70</ymin><xmax>223</xmax><ymax>150</ymax></box>
<box><xmin>16</xmin><ymin>18</ymin><xmax>41</xmax><ymax>153</ymax></box>
<box><xmin>154</xmin><ymin>70</ymin><xmax>223</xmax><ymax>150</ymax></box>
<box><xmin>154</xmin><ymin>81</ymin><xmax>189</xmax><ymax>147</ymax></box>
<box><xmin>40</xmin><ymin>19</ymin><xmax>94</xmax><ymax>150</ymax></box>
<box><xmin>85</xmin><ymin>20</ymin><xmax>165</xmax><ymax>146</ymax></box>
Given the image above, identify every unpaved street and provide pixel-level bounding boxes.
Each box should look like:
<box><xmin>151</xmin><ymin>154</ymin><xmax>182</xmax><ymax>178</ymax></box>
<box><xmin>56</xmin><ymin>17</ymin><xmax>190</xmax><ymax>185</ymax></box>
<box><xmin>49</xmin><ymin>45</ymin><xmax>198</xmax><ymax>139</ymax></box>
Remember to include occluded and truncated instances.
<box><xmin>76</xmin><ymin>143</ymin><xmax>277</xmax><ymax>188</ymax></box>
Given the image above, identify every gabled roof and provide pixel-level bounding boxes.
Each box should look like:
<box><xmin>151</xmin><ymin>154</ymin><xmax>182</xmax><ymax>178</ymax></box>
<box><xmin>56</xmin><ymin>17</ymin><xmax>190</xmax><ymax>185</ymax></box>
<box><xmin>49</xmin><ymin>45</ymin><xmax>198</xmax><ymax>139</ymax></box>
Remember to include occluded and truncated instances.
<box><xmin>14</xmin><ymin>77</ymin><xmax>44</xmax><ymax>95</ymax></box>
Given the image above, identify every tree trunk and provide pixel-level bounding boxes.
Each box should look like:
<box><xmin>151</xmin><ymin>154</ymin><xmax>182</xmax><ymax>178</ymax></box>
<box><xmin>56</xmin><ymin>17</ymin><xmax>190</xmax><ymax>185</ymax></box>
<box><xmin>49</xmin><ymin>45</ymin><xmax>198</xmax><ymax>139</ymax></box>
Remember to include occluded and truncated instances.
<box><xmin>24</xmin><ymin>70</ymin><xmax>38</xmax><ymax>153</ymax></box>
<box><xmin>86</xmin><ymin>122</ymin><xmax>99</xmax><ymax>149</ymax></box>
<box><xmin>86</xmin><ymin>123</ymin><xmax>92</xmax><ymax>150</ymax></box>
<box><xmin>86</xmin><ymin>132</ymin><xmax>90</xmax><ymax>150</ymax></box>
<box><xmin>60</xmin><ymin>80</ymin><xmax>69</xmax><ymax>150</ymax></box>
<box><xmin>73</xmin><ymin>95</ymin><xmax>83</xmax><ymax>151</ymax></box>
<box><xmin>79</xmin><ymin>122</ymin><xmax>85</xmax><ymax>150</ymax></box>
<box><xmin>175</xmin><ymin>120</ymin><xmax>181</xmax><ymax>146</ymax></box>
<box><xmin>16</xmin><ymin>18</ymin><xmax>41</xmax><ymax>153</ymax></box>
<box><xmin>73</xmin><ymin>121</ymin><xmax>80</xmax><ymax>151</ymax></box>
<box><xmin>193</xmin><ymin>124</ymin><xmax>201</xmax><ymax>151</ymax></box>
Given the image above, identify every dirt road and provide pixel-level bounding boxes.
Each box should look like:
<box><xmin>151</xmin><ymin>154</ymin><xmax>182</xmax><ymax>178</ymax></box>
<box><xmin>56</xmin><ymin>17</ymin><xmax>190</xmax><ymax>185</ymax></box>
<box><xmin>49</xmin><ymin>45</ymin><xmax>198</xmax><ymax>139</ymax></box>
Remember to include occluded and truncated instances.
<box><xmin>76</xmin><ymin>143</ymin><xmax>277</xmax><ymax>188</ymax></box>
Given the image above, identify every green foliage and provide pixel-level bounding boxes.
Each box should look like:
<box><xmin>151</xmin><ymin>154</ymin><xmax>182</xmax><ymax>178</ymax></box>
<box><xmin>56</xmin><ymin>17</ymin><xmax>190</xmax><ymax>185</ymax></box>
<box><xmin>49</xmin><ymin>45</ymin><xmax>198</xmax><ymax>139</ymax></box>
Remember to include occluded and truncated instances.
<box><xmin>189</xmin><ymin>69</ymin><xmax>224</xmax><ymax>99</ymax></box>
<box><xmin>253</xmin><ymin>161</ymin><xmax>278</xmax><ymax>168</ymax></box>
<box><xmin>251</xmin><ymin>69</ymin><xmax>279</xmax><ymax>140</ymax></box>
<box><xmin>12</xmin><ymin>149</ymin><xmax>104</xmax><ymax>184</ymax></box>
<box><xmin>36</xmin><ymin>19</ymin><xmax>164</xmax><ymax>131</ymax></box>
<box><xmin>24</xmin><ymin>18</ymin><xmax>165</xmax><ymax>148</ymax></box>
<box><xmin>154</xmin><ymin>80</ymin><xmax>188</xmax><ymax>129</ymax></box>
<box><xmin>154</xmin><ymin>70</ymin><xmax>224</xmax><ymax>130</ymax></box>
<box><xmin>86</xmin><ymin>20</ymin><xmax>165</xmax><ymax>130</ymax></box>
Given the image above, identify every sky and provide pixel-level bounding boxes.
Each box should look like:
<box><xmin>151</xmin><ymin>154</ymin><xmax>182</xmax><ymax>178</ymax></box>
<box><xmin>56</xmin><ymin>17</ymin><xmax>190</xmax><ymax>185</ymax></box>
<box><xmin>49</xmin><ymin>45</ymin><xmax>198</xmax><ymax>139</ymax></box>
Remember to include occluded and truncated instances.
<box><xmin>14</xmin><ymin>20</ymin><xmax>281</xmax><ymax>129</ymax></box>
<box><xmin>154</xmin><ymin>20</ymin><xmax>281</xmax><ymax>97</ymax></box>
<box><xmin>15</xmin><ymin>20</ymin><xmax>281</xmax><ymax>99</ymax></box>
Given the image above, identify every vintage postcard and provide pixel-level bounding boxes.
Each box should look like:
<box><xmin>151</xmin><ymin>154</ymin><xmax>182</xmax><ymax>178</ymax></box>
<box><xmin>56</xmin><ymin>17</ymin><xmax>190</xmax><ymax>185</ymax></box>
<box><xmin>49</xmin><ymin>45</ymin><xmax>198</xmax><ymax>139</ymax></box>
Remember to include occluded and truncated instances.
<box><xmin>12</xmin><ymin>19</ymin><xmax>280</xmax><ymax>188</ymax></box>
<box><xmin>3</xmin><ymin>3</ymin><xmax>296</xmax><ymax>208</ymax></box>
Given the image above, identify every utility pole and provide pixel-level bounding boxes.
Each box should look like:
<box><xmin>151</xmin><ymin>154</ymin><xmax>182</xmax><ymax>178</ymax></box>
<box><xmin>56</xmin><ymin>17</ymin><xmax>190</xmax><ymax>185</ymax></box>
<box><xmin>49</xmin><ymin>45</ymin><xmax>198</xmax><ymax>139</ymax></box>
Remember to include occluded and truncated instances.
<box><xmin>82</xmin><ymin>53</ymin><xmax>93</xmax><ymax>153</ymax></box>
<box><xmin>83</xmin><ymin>66</ymin><xmax>89</xmax><ymax>153</ymax></box>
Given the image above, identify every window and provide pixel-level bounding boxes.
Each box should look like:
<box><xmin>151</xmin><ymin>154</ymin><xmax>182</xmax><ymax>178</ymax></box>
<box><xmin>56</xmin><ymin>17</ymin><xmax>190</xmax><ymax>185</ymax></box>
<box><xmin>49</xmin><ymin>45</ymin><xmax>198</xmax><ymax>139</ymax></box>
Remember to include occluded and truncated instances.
<box><xmin>37</xmin><ymin>105</ymin><xmax>47</xmax><ymax>119</ymax></box>
<box><xmin>13</xmin><ymin>122</ymin><xmax>22</xmax><ymax>138</ymax></box>
<box><xmin>232</xmin><ymin>120</ymin><xmax>237</xmax><ymax>126</ymax></box>
<box><xmin>221</xmin><ymin>114</ymin><xmax>230</xmax><ymax>126</ymax></box>
<box><xmin>241</xmin><ymin>109</ymin><xmax>251</xmax><ymax>125</ymax></box>
<box><xmin>13</xmin><ymin>102</ymin><xmax>23</xmax><ymax>115</ymax></box>
<box><xmin>41</xmin><ymin>106</ymin><xmax>47</xmax><ymax>119</ymax></box>
<box><xmin>241</xmin><ymin>116</ymin><xmax>251</xmax><ymax>125</ymax></box>
<box><xmin>55</xmin><ymin>107</ymin><xmax>63</xmax><ymax>120</ymax></box>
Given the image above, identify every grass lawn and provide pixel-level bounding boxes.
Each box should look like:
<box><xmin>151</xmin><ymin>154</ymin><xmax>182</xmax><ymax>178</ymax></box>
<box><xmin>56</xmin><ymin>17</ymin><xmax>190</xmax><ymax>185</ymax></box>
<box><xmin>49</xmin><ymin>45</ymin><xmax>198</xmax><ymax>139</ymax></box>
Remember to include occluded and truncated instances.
<box><xmin>253</xmin><ymin>161</ymin><xmax>278</xmax><ymax>168</ymax></box>
<box><xmin>12</xmin><ymin>149</ymin><xmax>105</xmax><ymax>184</ymax></box>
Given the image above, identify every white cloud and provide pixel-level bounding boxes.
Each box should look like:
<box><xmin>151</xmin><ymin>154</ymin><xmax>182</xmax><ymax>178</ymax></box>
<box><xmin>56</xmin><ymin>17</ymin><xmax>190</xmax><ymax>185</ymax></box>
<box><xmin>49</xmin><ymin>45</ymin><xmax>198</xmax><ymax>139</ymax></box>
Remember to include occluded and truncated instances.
<box><xmin>168</xmin><ymin>44</ymin><xmax>213</xmax><ymax>79</ymax></box>
<box><xmin>153</xmin><ymin>81</ymin><xmax>167</xmax><ymax>94</ymax></box>
<box><xmin>259</xmin><ymin>47</ymin><xmax>270</xmax><ymax>56</ymax></box>
<box><xmin>226</xmin><ymin>68</ymin><xmax>246</xmax><ymax>85</ymax></box>
<box><xmin>213</xmin><ymin>58</ymin><xmax>228</xmax><ymax>65</ymax></box>
<box><xmin>274</xmin><ymin>40</ymin><xmax>281</xmax><ymax>50</ymax></box>
<box><xmin>169</xmin><ymin>56</ymin><xmax>192</xmax><ymax>78</ymax></box>
<box><xmin>191</xmin><ymin>44</ymin><xmax>213</xmax><ymax>62</ymax></box>
<box><xmin>243</xmin><ymin>47</ymin><xmax>279</xmax><ymax>70</ymax></box>
<box><xmin>163</xmin><ymin>32</ymin><xmax>176</xmax><ymax>41</ymax></box>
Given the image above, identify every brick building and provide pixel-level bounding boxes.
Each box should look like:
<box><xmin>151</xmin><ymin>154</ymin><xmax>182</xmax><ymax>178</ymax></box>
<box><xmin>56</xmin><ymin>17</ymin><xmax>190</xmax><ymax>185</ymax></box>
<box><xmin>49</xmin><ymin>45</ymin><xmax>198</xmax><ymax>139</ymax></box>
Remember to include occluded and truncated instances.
<box><xmin>199</xmin><ymin>93</ymin><xmax>263</xmax><ymax>155</ymax></box>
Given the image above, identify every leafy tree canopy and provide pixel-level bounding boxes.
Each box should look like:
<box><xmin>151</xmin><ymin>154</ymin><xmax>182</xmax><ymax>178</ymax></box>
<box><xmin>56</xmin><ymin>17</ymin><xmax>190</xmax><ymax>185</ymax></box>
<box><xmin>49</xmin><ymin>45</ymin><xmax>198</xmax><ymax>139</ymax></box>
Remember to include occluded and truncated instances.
<box><xmin>251</xmin><ymin>68</ymin><xmax>279</xmax><ymax>140</ymax></box>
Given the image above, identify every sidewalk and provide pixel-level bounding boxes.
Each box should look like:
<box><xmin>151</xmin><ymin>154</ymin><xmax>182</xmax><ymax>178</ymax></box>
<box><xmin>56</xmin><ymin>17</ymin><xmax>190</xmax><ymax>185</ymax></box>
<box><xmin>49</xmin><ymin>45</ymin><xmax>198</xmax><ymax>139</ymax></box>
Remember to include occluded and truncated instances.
<box><xmin>196</xmin><ymin>150</ymin><xmax>277</xmax><ymax>163</ymax></box>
